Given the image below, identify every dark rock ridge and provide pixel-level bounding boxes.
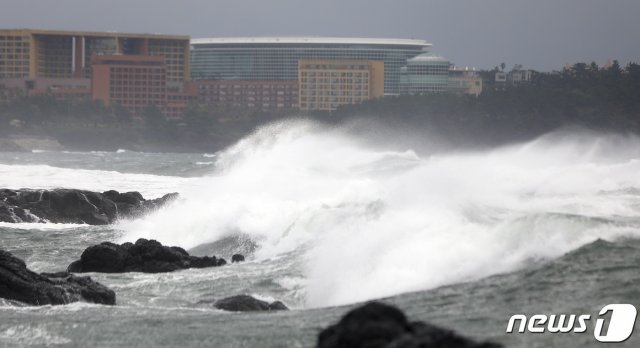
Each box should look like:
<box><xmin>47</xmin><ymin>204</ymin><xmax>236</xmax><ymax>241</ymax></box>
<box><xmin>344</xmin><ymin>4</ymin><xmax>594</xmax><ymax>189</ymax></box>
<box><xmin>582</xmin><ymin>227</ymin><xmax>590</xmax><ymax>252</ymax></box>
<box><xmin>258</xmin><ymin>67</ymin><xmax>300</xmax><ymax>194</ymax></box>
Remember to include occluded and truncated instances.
<box><xmin>0</xmin><ymin>249</ymin><xmax>115</xmax><ymax>306</ymax></box>
<box><xmin>213</xmin><ymin>295</ymin><xmax>288</xmax><ymax>312</ymax></box>
<box><xmin>67</xmin><ymin>238</ymin><xmax>227</xmax><ymax>273</ymax></box>
<box><xmin>317</xmin><ymin>302</ymin><xmax>502</xmax><ymax>348</ymax></box>
<box><xmin>0</xmin><ymin>188</ymin><xmax>177</xmax><ymax>225</ymax></box>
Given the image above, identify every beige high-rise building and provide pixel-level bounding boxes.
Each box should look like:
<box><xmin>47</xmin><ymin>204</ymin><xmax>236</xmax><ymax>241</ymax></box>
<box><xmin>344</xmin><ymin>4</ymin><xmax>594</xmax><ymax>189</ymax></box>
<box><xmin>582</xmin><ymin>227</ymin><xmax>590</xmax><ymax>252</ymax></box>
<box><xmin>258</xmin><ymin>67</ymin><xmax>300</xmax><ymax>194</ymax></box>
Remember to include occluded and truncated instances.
<box><xmin>298</xmin><ymin>59</ymin><xmax>384</xmax><ymax>111</ymax></box>
<box><xmin>0</xmin><ymin>29</ymin><xmax>190</xmax><ymax>82</ymax></box>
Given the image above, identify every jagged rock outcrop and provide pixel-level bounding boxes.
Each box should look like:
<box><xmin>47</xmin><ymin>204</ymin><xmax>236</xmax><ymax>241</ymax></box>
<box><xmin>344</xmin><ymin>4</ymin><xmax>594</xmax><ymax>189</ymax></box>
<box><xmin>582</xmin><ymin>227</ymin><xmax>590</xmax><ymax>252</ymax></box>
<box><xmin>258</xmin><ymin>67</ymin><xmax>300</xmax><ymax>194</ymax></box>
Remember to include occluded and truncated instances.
<box><xmin>0</xmin><ymin>249</ymin><xmax>115</xmax><ymax>306</ymax></box>
<box><xmin>317</xmin><ymin>302</ymin><xmax>502</xmax><ymax>348</ymax></box>
<box><xmin>67</xmin><ymin>238</ymin><xmax>226</xmax><ymax>273</ymax></box>
<box><xmin>213</xmin><ymin>295</ymin><xmax>288</xmax><ymax>312</ymax></box>
<box><xmin>0</xmin><ymin>188</ymin><xmax>177</xmax><ymax>225</ymax></box>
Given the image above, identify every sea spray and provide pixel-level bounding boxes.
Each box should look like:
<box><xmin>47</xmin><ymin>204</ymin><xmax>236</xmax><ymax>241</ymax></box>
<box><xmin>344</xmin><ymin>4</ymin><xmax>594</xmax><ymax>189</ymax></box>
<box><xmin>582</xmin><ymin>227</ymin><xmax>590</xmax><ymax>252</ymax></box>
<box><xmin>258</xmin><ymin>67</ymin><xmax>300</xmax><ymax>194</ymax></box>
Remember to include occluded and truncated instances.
<box><xmin>119</xmin><ymin>120</ymin><xmax>640</xmax><ymax>307</ymax></box>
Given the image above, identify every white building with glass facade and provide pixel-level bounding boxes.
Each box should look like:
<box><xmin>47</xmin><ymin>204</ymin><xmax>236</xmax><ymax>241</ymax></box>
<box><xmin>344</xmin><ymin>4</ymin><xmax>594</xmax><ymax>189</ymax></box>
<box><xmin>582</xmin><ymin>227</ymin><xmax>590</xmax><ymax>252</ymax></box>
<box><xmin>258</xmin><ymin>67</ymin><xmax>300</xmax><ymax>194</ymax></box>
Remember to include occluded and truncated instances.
<box><xmin>189</xmin><ymin>37</ymin><xmax>481</xmax><ymax>110</ymax></box>
<box><xmin>399</xmin><ymin>54</ymin><xmax>450</xmax><ymax>94</ymax></box>
<box><xmin>190</xmin><ymin>37</ymin><xmax>431</xmax><ymax>96</ymax></box>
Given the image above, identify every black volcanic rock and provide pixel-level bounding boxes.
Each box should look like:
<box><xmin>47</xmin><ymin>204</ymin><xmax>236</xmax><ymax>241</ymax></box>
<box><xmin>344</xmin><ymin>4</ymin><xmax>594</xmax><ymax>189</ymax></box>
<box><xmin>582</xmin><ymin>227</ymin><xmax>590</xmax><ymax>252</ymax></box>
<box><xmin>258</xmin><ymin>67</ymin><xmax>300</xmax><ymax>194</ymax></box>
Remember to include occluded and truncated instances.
<box><xmin>214</xmin><ymin>295</ymin><xmax>289</xmax><ymax>312</ymax></box>
<box><xmin>0</xmin><ymin>201</ymin><xmax>37</xmax><ymax>223</ymax></box>
<box><xmin>317</xmin><ymin>302</ymin><xmax>502</xmax><ymax>348</ymax></box>
<box><xmin>231</xmin><ymin>254</ymin><xmax>245</xmax><ymax>263</ymax></box>
<box><xmin>0</xmin><ymin>188</ymin><xmax>177</xmax><ymax>225</ymax></box>
<box><xmin>0</xmin><ymin>249</ymin><xmax>115</xmax><ymax>306</ymax></box>
<box><xmin>68</xmin><ymin>238</ymin><xmax>223</xmax><ymax>273</ymax></box>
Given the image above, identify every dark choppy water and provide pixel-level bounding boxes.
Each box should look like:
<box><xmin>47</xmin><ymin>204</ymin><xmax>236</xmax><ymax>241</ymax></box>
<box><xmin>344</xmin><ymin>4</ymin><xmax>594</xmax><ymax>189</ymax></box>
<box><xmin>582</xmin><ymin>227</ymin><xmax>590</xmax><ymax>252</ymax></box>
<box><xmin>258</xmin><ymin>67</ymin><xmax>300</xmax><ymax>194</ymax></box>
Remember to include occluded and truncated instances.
<box><xmin>1</xmin><ymin>123</ymin><xmax>640</xmax><ymax>347</ymax></box>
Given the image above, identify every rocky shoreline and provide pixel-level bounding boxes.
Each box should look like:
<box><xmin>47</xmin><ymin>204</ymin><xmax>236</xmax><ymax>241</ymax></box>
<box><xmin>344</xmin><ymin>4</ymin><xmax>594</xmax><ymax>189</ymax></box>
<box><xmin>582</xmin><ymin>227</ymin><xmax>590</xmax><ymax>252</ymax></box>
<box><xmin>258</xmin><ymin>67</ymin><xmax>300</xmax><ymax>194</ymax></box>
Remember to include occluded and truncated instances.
<box><xmin>0</xmin><ymin>243</ymin><xmax>501</xmax><ymax>347</ymax></box>
<box><xmin>0</xmin><ymin>249</ymin><xmax>115</xmax><ymax>306</ymax></box>
<box><xmin>67</xmin><ymin>238</ymin><xmax>227</xmax><ymax>273</ymax></box>
<box><xmin>1</xmin><ymin>238</ymin><xmax>504</xmax><ymax>347</ymax></box>
<box><xmin>0</xmin><ymin>188</ymin><xmax>177</xmax><ymax>225</ymax></box>
<box><xmin>1</xmin><ymin>245</ymin><xmax>500</xmax><ymax>347</ymax></box>
<box><xmin>0</xmin><ymin>186</ymin><xmax>502</xmax><ymax>347</ymax></box>
<box><xmin>0</xmin><ymin>238</ymin><xmax>245</xmax><ymax>307</ymax></box>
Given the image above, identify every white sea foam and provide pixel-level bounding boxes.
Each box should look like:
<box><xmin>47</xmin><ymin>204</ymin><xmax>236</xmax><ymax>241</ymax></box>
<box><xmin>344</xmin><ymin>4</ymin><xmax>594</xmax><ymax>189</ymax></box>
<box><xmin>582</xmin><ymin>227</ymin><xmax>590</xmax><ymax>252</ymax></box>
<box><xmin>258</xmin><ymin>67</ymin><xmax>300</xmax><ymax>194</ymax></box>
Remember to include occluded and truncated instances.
<box><xmin>110</xmin><ymin>120</ymin><xmax>640</xmax><ymax>307</ymax></box>
<box><xmin>0</xmin><ymin>324</ymin><xmax>72</xmax><ymax>345</ymax></box>
<box><xmin>0</xmin><ymin>164</ymin><xmax>193</xmax><ymax>198</ymax></box>
<box><xmin>0</xmin><ymin>222</ymin><xmax>88</xmax><ymax>230</ymax></box>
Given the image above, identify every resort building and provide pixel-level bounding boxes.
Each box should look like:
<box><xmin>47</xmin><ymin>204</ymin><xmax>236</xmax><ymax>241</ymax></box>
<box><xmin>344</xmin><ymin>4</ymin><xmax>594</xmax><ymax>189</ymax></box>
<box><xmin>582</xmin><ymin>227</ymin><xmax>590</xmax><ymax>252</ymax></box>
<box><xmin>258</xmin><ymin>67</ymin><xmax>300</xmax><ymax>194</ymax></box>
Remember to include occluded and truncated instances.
<box><xmin>0</xmin><ymin>29</ymin><xmax>192</xmax><ymax>116</ymax></box>
<box><xmin>399</xmin><ymin>54</ymin><xmax>450</xmax><ymax>94</ymax></box>
<box><xmin>298</xmin><ymin>59</ymin><xmax>384</xmax><ymax>111</ymax></box>
<box><xmin>397</xmin><ymin>54</ymin><xmax>483</xmax><ymax>97</ymax></box>
<box><xmin>190</xmin><ymin>37</ymin><xmax>481</xmax><ymax>111</ymax></box>
<box><xmin>91</xmin><ymin>55</ymin><xmax>167</xmax><ymax>117</ymax></box>
<box><xmin>0</xmin><ymin>29</ymin><xmax>189</xmax><ymax>82</ymax></box>
<box><xmin>194</xmin><ymin>80</ymin><xmax>298</xmax><ymax>110</ymax></box>
<box><xmin>190</xmin><ymin>37</ymin><xmax>431</xmax><ymax>110</ymax></box>
<box><xmin>1</xmin><ymin>30</ymin><xmax>484</xmax><ymax>115</ymax></box>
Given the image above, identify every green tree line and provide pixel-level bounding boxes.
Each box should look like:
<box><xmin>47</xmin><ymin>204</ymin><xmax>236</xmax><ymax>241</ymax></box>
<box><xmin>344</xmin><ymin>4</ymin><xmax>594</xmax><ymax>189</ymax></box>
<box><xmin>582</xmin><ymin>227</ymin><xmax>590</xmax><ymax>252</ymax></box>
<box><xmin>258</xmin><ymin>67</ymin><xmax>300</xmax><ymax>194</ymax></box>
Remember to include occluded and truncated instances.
<box><xmin>331</xmin><ymin>61</ymin><xmax>640</xmax><ymax>144</ymax></box>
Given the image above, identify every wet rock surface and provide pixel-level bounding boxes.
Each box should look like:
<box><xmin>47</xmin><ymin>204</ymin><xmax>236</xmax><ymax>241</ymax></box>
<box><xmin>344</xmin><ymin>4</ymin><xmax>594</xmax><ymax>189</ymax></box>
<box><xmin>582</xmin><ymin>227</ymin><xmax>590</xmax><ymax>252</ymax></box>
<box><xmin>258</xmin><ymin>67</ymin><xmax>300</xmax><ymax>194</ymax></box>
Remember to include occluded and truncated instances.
<box><xmin>0</xmin><ymin>188</ymin><xmax>177</xmax><ymax>225</ymax></box>
<box><xmin>0</xmin><ymin>249</ymin><xmax>115</xmax><ymax>306</ymax></box>
<box><xmin>317</xmin><ymin>302</ymin><xmax>502</xmax><ymax>348</ymax></box>
<box><xmin>67</xmin><ymin>238</ymin><xmax>226</xmax><ymax>273</ymax></box>
<box><xmin>213</xmin><ymin>295</ymin><xmax>289</xmax><ymax>312</ymax></box>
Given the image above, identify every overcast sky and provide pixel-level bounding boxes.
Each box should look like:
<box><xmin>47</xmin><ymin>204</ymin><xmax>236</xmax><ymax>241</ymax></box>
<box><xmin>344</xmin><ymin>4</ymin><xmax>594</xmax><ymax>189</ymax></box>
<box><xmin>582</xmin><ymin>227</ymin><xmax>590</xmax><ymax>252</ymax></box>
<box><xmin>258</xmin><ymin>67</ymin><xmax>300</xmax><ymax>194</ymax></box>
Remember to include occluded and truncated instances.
<box><xmin>2</xmin><ymin>0</ymin><xmax>638</xmax><ymax>71</ymax></box>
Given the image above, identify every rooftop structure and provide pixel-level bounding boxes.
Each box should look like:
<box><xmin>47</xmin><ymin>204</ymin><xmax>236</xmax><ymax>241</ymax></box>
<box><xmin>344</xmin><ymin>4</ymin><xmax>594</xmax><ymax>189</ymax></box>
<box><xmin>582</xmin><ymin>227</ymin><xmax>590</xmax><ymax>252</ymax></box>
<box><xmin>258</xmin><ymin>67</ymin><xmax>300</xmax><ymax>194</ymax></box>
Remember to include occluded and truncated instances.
<box><xmin>191</xmin><ymin>37</ymin><xmax>431</xmax><ymax>47</ymax></box>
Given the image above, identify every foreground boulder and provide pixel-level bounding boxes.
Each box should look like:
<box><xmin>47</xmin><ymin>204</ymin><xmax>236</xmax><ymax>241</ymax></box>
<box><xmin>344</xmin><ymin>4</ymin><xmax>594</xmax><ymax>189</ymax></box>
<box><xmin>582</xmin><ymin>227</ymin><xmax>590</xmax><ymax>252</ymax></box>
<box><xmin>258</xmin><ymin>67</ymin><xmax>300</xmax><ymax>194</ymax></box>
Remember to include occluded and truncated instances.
<box><xmin>0</xmin><ymin>188</ymin><xmax>177</xmax><ymax>225</ymax></box>
<box><xmin>318</xmin><ymin>302</ymin><xmax>501</xmax><ymax>348</ymax></box>
<box><xmin>214</xmin><ymin>295</ymin><xmax>288</xmax><ymax>312</ymax></box>
<box><xmin>0</xmin><ymin>249</ymin><xmax>115</xmax><ymax>306</ymax></box>
<box><xmin>67</xmin><ymin>238</ymin><xmax>226</xmax><ymax>273</ymax></box>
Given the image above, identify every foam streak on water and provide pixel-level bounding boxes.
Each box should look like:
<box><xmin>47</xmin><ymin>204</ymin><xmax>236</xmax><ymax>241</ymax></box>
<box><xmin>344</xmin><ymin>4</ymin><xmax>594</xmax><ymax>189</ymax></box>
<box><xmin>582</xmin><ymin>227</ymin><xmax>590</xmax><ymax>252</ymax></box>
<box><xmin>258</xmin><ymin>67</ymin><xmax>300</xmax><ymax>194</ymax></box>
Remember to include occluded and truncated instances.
<box><xmin>111</xmin><ymin>121</ymin><xmax>640</xmax><ymax>308</ymax></box>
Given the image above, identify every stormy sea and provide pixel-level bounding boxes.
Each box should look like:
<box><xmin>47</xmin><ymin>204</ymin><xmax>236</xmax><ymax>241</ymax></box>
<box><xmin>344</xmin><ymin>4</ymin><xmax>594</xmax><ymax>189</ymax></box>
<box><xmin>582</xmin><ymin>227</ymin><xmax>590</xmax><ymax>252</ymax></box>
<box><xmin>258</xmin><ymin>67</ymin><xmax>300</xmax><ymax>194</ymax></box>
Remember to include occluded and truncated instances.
<box><xmin>1</xmin><ymin>120</ymin><xmax>639</xmax><ymax>347</ymax></box>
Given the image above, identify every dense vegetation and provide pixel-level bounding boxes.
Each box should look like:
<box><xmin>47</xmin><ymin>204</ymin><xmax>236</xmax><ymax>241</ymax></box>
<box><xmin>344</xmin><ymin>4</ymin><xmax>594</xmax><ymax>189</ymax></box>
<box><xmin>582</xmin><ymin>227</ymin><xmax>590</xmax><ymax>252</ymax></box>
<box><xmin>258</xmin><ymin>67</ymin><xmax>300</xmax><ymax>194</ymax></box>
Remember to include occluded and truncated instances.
<box><xmin>1</xmin><ymin>61</ymin><xmax>638</xmax><ymax>151</ymax></box>
<box><xmin>0</xmin><ymin>96</ymin><xmax>288</xmax><ymax>151</ymax></box>
<box><xmin>331</xmin><ymin>61</ymin><xmax>640</xmax><ymax>145</ymax></box>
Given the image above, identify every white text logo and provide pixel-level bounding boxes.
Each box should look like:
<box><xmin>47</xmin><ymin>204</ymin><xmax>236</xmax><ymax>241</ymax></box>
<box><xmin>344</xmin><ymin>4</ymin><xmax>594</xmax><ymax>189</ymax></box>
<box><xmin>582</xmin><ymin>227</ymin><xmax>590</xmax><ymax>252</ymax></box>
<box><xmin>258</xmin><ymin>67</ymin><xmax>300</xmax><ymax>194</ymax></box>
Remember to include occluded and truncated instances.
<box><xmin>506</xmin><ymin>304</ymin><xmax>637</xmax><ymax>343</ymax></box>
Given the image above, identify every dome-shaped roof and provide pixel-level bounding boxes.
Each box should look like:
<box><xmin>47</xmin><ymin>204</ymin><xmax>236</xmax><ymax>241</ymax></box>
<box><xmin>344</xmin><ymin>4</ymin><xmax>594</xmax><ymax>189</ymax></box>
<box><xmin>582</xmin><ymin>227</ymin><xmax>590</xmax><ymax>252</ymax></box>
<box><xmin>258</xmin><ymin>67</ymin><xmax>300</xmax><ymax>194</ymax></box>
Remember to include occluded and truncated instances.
<box><xmin>406</xmin><ymin>54</ymin><xmax>449</xmax><ymax>64</ymax></box>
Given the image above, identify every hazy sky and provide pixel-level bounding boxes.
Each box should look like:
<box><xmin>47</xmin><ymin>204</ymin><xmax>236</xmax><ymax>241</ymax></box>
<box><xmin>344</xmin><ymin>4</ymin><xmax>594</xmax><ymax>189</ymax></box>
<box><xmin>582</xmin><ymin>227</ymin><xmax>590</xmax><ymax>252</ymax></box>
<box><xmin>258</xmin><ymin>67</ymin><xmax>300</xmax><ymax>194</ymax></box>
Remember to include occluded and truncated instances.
<box><xmin>2</xmin><ymin>0</ymin><xmax>639</xmax><ymax>71</ymax></box>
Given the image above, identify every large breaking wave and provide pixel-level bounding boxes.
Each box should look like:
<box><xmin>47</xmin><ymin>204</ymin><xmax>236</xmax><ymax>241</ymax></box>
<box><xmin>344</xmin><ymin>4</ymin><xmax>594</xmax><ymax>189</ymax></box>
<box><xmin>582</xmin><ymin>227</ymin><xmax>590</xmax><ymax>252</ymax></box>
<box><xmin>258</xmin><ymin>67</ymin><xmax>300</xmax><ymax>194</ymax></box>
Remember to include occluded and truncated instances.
<box><xmin>119</xmin><ymin>120</ymin><xmax>640</xmax><ymax>307</ymax></box>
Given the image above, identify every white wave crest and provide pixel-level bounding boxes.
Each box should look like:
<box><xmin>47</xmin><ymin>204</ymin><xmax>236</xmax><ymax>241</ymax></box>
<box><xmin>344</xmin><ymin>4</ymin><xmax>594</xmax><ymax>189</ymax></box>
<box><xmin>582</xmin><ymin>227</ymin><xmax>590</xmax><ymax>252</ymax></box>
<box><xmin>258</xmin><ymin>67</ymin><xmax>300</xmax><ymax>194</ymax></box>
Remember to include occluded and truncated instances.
<box><xmin>119</xmin><ymin>120</ymin><xmax>640</xmax><ymax>307</ymax></box>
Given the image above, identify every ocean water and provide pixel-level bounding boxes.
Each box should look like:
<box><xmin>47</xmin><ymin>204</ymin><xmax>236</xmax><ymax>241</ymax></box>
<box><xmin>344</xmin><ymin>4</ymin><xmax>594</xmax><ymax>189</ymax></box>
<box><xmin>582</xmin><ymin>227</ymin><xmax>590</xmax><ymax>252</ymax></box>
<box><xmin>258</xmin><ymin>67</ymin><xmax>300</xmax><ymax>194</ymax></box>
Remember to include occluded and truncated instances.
<box><xmin>1</xmin><ymin>120</ymin><xmax>639</xmax><ymax>347</ymax></box>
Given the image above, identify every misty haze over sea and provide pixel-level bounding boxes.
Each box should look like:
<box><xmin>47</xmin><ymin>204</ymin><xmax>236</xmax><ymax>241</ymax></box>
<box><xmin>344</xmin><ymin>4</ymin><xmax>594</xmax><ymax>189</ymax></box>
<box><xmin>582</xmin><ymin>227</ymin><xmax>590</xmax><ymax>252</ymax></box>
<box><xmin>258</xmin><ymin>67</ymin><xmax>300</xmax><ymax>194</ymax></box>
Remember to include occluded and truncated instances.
<box><xmin>1</xmin><ymin>120</ymin><xmax>640</xmax><ymax>346</ymax></box>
